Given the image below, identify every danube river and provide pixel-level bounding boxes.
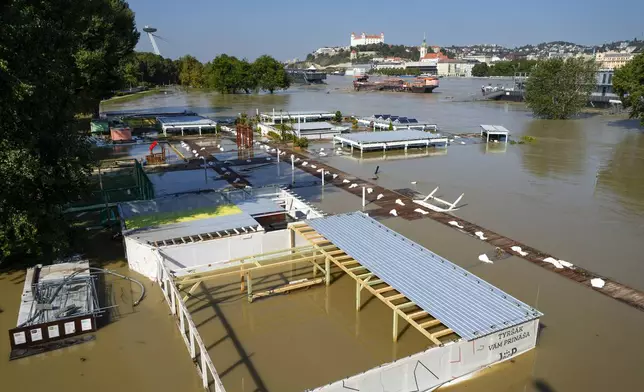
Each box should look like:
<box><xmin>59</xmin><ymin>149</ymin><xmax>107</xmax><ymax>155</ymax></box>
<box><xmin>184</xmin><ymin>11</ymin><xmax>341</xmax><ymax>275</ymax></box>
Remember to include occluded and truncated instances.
<box><xmin>99</xmin><ymin>77</ymin><xmax>644</xmax><ymax>392</ymax></box>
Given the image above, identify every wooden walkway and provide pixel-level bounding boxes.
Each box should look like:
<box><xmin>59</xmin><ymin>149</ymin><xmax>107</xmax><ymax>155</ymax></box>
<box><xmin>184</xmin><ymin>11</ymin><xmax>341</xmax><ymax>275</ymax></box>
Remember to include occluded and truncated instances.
<box><xmin>270</xmin><ymin>147</ymin><xmax>644</xmax><ymax>313</ymax></box>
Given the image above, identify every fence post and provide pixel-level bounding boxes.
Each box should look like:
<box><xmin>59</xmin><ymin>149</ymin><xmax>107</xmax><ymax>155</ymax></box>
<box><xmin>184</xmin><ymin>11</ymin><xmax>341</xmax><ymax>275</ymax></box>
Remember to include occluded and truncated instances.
<box><xmin>190</xmin><ymin>327</ymin><xmax>196</xmax><ymax>359</ymax></box>
<box><xmin>201</xmin><ymin>353</ymin><xmax>208</xmax><ymax>389</ymax></box>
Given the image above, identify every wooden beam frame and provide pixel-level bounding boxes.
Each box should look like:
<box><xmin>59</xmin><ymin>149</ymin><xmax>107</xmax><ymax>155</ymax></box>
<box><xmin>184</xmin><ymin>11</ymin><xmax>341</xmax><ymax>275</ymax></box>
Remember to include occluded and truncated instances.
<box><xmin>290</xmin><ymin>224</ymin><xmax>456</xmax><ymax>346</ymax></box>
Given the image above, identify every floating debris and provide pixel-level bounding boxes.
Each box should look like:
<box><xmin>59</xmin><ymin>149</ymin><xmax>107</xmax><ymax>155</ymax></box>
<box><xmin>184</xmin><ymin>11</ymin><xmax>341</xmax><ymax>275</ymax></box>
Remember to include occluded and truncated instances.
<box><xmin>320</xmin><ymin>152</ymin><xmax>327</xmax><ymax>156</ymax></box>
<box><xmin>316</xmin><ymin>168</ymin><xmax>323</xmax><ymax>172</ymax></box>
<box><xmin>395</xmin><ymin>199</ymin><xmax>405</xmax><ymax>206</ymax></box>
<box><xmin>302</xmin><ymin>162</ymin><xmax>308</xmax><ymax>166</ymax></box>
<box><xmin>349</xmin><ymin>184</ymin><xmax>358</xmax><ymax>189</ymax></box>
<box><xmin>591</xmin><ymin>278</ymin><xmax>605</xmax><ymax>288</ymax></box>
<box><xmin>475</xmin><ymin>231</ymin><xmax>488</xmax><ymax>240</ymax></box>
<box><xmin>389</xmin><ymin>209</ymin><xmax>398</xmax><ymax>217</ymax></box>
<box><xmin>311</xmin><ymin>165</ymin><xmax>317</xmax><ymax>169</ymax></box>
<box><xmin>411</xmin><ymin>181</ymin><xmax>417</xmax><ymax>185</ymax></box>
<box><xmin>233</xmin><ymin>178</ymin><xmax>240</xmax><ymax>183</ymax></box>
<box><xmin>332</xmin><ymin>174</ymin><xmax>338</xmax><ymax>179</ymax></box>
<box><xmin>449</xmin><ymin>221</ymin><xmax>464</xmax><ymax>229</ymax></box>
<box><xmin>543</xmin><ymin>257</ymin><xmax>574</xmax><ymax>269</ymax></box>
<box><xmin>367</xmin><ymin>188</ymin><xmax>373</xmax><ymax>194</ymax></box>
<box><xmin>414</xmin><ymin>208</ymin><xmax>429</xmax><ymax>215</ymax></box>
<box><xmin>377</xmin><ymin>194</ymin><xmax>384</xmax><ymax>200</ymax></box>
<box><xmin>511</xmin><ymin>246</ymin><xmax>528</xmax><ymax>256</ymax></box>
<box><xmin>343</xmin><ymin>179</ymin><xmax>350</xmax><ymax>183</ymax></box>
<box><xmin>266</xmin><ymin>157</ymin><xmax>271</xmax><ymax>161</ymax></box>
<box><xmin>478</xmin><ymin>254</ymin><xmax>493</xmax><ymax>264</ymax></box>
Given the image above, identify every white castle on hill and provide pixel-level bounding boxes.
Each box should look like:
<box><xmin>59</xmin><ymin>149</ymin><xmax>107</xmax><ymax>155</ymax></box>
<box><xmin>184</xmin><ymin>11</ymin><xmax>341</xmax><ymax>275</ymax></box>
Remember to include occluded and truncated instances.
<box><xmin>351</xmin><ymin>32</ymin><xmax>384</xmax><ymax>47</ymax></box>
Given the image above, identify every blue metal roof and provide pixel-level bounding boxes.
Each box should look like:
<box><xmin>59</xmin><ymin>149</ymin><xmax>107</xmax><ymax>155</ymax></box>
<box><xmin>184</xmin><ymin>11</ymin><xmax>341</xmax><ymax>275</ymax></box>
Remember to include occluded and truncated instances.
<box><xmin>305</xmin><ymin>212</ymin><xmax>542</xmax><ymax>340</ymax></box>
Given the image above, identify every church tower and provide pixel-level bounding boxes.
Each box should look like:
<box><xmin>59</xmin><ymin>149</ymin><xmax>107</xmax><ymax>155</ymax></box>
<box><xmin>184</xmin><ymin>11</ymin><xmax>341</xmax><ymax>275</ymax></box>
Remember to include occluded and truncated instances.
<box><xmin>419</xmin><ymin>33</ymin><xmax>427</xmax><ymax>59</ymax></box>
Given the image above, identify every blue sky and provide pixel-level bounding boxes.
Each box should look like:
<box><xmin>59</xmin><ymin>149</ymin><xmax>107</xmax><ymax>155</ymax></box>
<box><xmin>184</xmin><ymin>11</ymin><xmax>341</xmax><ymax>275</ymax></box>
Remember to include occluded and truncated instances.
<box><xmin>130</xmin><ymin>0</ymin><xmax>644</xmax><ymax>61</ymax></box>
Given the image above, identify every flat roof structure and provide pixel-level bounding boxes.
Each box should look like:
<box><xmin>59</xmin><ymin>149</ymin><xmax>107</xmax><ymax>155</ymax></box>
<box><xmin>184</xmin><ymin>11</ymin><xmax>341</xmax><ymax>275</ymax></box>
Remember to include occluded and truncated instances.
<box><xmin>294</xmin><ymin>121</ymin><xmax>349</xmax><ymax>139</ymax></box>
<box><xmin>334</xmin><ymin>130</ymin><xmax>448</xmax><ymax>154</ymax></box>
<box><xmin>260</xmin><ymin>110</ymin><xmax>335</xmax><ymax>123</ymax></box>
<box><xmin>300</xmin><ymin>212</ymin><xmax>542</xmax><ymax>341</ymax></box>
<box><xmin>358</xmin><ymin>114</ymin><xmax>438</xmax><ymax>131</ymax></box>
<box><xmin>10</xmin><ymin>261</ymin><xmax>100</xmax><ymax>357</ymax></box>
<box><xmin>480</xmin><ymin>124</ymin><xmax>510</xmax><ymax>143</ymax></box>
<box><xmin>157</xmin><ymin>115</ymin><xmax>217</xmax><ymax>136</ymax></box>
<box><xmin>125</xmin><ymin>211</ymin><xmax>261</xmax><ymax>246</ymax></box>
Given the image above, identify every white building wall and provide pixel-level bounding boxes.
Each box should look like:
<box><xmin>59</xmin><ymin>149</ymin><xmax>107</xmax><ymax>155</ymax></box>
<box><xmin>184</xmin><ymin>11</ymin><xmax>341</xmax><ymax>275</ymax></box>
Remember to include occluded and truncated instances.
<box><xmin>313</xmin><ymin>319</ymin><xmax>539</xmax><ymax>392</ymax></box>
<box><xmin>124</xmin><ymin>236</ymin><xmax>159</xmax><ymax>281</ymax></box>
<box><xmin>158</xmin><ymin>230</ymin><xmax>291</xmax><ymax>272</ymax></box>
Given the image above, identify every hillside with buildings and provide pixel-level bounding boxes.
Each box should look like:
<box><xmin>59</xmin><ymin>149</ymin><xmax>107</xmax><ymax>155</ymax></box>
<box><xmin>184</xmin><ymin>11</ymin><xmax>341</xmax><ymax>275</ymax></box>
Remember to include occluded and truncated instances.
<box><xmin>299</xmin><ymin>34</ymin><xmax>643</xmax><ymax>78</ymax></box>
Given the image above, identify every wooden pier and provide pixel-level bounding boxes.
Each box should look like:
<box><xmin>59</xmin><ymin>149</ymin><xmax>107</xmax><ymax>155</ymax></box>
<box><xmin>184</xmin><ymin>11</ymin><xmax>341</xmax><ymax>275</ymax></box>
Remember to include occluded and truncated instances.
<box><xmin>266</xmin><ymin>146</ymin><xmax>644</xmax><ymax>313</ymax></box>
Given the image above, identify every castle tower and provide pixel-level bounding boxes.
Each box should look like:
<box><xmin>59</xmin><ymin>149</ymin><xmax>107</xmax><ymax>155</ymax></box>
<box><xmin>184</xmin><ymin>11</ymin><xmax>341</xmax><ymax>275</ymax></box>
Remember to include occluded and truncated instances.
<box><xmin>419</xmin><ymin>33</ymin><xmax>428</xmax><ymax>59</ymax></box>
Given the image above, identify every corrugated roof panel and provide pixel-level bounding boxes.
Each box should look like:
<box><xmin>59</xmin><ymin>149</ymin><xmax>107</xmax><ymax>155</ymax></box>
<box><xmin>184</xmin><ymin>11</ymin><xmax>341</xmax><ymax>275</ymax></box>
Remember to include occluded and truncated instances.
<box><xmin>127</xmin><ymin>212</ymin><xmax>259</xmax><ymax>243</ymax></box>
<box><xmin>305</xmin><ymin>212</ymin><xmax>542</xmax><ymax>340</ymax></box>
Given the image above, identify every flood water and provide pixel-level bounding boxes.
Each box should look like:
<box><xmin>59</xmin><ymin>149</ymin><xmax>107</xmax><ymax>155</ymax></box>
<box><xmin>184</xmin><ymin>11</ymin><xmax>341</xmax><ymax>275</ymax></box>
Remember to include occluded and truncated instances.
<box><xmin>16</xmin><ymin>78</ymin><xmax>639</xmax><ymax>392</ymax></box>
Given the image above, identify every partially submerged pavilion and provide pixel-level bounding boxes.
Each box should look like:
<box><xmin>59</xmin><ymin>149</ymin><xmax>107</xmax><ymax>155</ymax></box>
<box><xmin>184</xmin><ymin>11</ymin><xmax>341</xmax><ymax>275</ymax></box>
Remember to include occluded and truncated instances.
<box><xmin>134</xmin><ymin>204</ymin><xmax>542</xmax><ymax>391</ymax></box>
<box><xmin>334</xmin><ymin>130</ymin><xmax>448</xmax><ymax>155</ymax></box>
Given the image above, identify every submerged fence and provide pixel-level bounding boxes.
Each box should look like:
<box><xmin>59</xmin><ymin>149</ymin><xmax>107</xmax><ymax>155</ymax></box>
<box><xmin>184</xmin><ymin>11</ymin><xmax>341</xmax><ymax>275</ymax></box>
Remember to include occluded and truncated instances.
<box><xmin>65</xmin><ymin>159</ymin><xmax>154</xmax><ymax>211</ymax></box>
<box><xmin>155</xmin><ymin>251</ymin><xmax>226</xmax><ymax>392</ymax></box>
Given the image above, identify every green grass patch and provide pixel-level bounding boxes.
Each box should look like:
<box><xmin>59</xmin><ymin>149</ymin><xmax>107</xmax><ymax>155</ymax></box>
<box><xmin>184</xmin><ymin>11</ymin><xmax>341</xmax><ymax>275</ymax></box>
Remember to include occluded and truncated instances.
<box><xmin>125</xmin><ymin>204</ymin><xmax>242</xmax><ymax>230</ymax></box>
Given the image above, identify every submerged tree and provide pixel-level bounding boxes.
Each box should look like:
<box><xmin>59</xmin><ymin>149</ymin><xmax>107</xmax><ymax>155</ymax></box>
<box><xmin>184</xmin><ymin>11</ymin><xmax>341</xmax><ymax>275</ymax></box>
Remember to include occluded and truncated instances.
<box><xmin>525</xmin><ymin>58</ymin><xmax>597</xmax><ymax>119</ymax></box>
<box><xmin>0</xmin><ymin>0</ymin><xmax>136</xmax><ymax>264</ymax></box>
<box><xmin>613</xmin><ymin>53</ymin><xmax>644</xmax><ymax>125</ymax></box>
<box><xmin>252</xmin><ymin>55</ymin><xmax>290</xmax><ymax>93</ymax></box>
<box><xmin>177</xmin><ymin>55</ymin><xmax>204</xmax><ymax>88</ymax></box>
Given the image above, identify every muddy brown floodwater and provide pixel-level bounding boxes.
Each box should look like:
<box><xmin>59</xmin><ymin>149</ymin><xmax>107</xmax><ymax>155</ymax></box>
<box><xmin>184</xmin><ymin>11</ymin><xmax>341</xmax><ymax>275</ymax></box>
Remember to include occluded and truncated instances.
<box><xmin>1</xmin><ymin>78</ymin><xmax>638</xmax><ymax>392</ymax></box>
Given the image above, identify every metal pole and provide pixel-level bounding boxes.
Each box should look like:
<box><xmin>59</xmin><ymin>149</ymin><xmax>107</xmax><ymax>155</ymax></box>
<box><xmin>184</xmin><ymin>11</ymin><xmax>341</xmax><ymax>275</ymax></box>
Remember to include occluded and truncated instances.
<box><xmin>321</xmin><ymin>169</ymin><xmax>325</xmax><ymax>186</ymax></box>
<box><xmin>362</xmin><ymin>186</ymin><xmax>366</xmax><ymax>208</ymax></box>
<box><xmin>277</xmin><ymin>148</ymin><xmax>280</xmax><ymax>163</ymax></box>
<box><xmin>201</xmin><ymin>157</ymin><xmax>207</xmax><ymax>183</ymax></box>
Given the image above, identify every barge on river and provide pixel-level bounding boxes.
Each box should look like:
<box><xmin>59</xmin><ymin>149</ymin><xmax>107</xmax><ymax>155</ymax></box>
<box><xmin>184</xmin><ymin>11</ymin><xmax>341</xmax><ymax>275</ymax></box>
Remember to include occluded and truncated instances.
<box><xmin>353</xmin><ymin>75</ymin><xmax>439</xmax><ymax>93</ymax></box>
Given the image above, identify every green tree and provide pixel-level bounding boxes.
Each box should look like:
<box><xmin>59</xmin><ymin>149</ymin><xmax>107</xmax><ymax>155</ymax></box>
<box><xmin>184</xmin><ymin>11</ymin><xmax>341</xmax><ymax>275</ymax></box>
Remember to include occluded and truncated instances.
<box><xmin>253</xmin><ymin>55</ymin><xmax>290</xmax><ymax>93</ymax></box>
<box><xmin>388</xmin><ymin>120</ymin><xmax>393</xmax><ymax>130</ymax></box>
<box><xmin>334</xmin><ymin>111</ymin><xmax>343</xmax><ymax>122</ymax></box>
<box><xmin>74</xmin><ymin>0</ymin><xmax>139</xmax><ymax>115</ymax></box>
<box><xmin>1</xmin><ymin>0</ymin><xmax>131</xmax><ymax>264</ymax></box>
<box><xmin>122</xmin><ymin>52</ymin><xmax>178</xmax><ymax>87</ymax></box>
<box><xmin>471</xmin><ymin>63</ymin><xmax>489</xmax><ymax>77</ymax></box>
<box><xmin>204</xmin><ymin>54</ymin><xmax>247</xmax><ymax>93</ymax></box>
<box><xmin>177</xmin><ymin>55</ymin><xmax>204</xmax><ymax>87</ymax></box>
<box><xmin>525</xmin><ymin>58</ymin><xmax>597</xmax><ymax>119</ymax></box>
<box><xmin>613</xmin><ymin>53</ymin><xmax>644</xmax><ymax>125</ymax></box>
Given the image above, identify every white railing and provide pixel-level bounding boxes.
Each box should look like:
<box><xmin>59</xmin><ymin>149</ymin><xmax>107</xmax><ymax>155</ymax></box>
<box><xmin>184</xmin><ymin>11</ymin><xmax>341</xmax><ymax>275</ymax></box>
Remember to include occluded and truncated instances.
<box><xmin>155</xmin><ymin>251</ymin><xmax>226</xmax><ymax>392</ymax></box>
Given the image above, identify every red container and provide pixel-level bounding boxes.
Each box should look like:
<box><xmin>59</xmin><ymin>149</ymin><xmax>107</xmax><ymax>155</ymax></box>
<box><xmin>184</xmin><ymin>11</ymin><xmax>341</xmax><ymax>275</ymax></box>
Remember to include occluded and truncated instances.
<box><xmin>110</xmin><ymin>127</ymin><xmax>132</xmax><ymax>141</ymax></box>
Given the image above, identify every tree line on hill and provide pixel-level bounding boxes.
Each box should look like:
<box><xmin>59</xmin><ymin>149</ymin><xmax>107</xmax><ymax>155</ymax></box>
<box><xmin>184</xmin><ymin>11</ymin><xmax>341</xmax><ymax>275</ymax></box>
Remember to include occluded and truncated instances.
<box><xmin>471</xmin><ymin>60</ymin><xmax>538</xmax><ymax>77</ymax></box>
<box><xmin>122</xmin><ymin>53</ymin><xmax>290</xmax><ymax>94</ymax></box>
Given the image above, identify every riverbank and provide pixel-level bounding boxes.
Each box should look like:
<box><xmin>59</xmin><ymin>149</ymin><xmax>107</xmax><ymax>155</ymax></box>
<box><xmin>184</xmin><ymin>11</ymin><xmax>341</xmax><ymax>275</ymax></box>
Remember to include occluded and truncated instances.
<box><xmin>102</xmin><ymin>87</ymin><xmax>163</xmax><ymax>103</ymax></box>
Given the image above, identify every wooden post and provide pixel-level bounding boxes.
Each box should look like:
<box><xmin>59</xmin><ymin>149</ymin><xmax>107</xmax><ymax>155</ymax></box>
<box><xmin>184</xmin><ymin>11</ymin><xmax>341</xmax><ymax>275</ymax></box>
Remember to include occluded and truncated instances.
<box><xmin>325</xmin><ymin>257</ymin><xmax>331</xmax><ymax>286</ymax></box>
<box><xmin>393</xmin><ymin>310</ymin><xmax>399</xmax><ymax>342</ymax></box>
<box><xmin>189</xmin><ymin>328</ymin><xmax>196</xmax><ymax>359</ymax></box>
<box><xmin>201</xmin><ymin>352</ymin><xmax>208</xmax><ymax>388</ymax></box>
<box><xmin>246</xmin><ymin>272</ymin><xmax>253</xmax><ymax>302</ymax></box>
<box><xmin>356</xmin><ymin>281</ymin><xmax>361</xmax><ymax>311</ymax></box>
